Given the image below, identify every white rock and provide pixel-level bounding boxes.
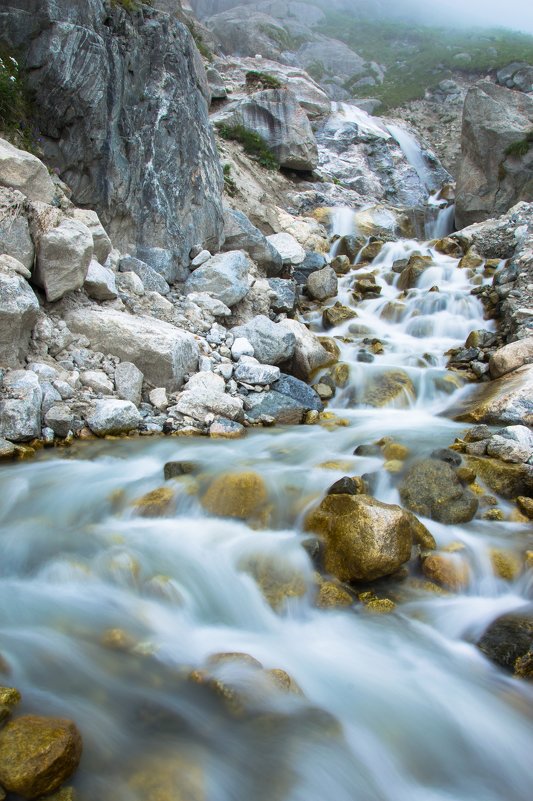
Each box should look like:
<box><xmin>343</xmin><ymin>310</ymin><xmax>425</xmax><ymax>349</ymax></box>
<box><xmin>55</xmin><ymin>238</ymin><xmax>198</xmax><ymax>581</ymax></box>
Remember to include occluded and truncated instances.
<box><xmin>486</xmin><ymin>434</ymin><xmax>531</xmax><ymax>464</ymax></box>
<box><xmin>52</xmin><ymin>379</ymin><xmax>76</xmax><ymax>400</ymax></box>
<box><xmin>281</xmin><ymin>319</ymin><xmax>334</xmax><ymax>380</ymax></box>
<box><xmin>0</xmin><ymin>437</ymin><xmax>15</xmax><ymax>458</ymax></box>
<box><xmin>489</xmin><ymin>336</ymin><xmax>533</xmax><ymax>379</ymax></box>
<box><xmin>0</xmin><ymin>137</ymin><xmax>55</xmax><ymax>203</ymax></box>
<box><xmin>190</xmin><ymin>249</ymin><xmax>212</xmax><ymax>268</ymax></box>
<box><xmin>266</xmin><ymin>232</ymin><xmax>305</xmax><ymax>265</ymax></box>
<box><xmin>0</xmin><ymin>253</ymin><xmax>31</xmax><ymax>279</ymax></box>
<box><xmin>69</xmin><ymin>208</ymin><xmax>112</xmax><ymax>264</ymax></box>
<box><xmin>41</xmin><ymin>381</ymin><xmax>62</xmax><ymax>414</ymax></box>
<box><xmin>234</xmin><ymin>357</ymin><xmax>280</xmax><ymax>385</ymax></box>
<box><xmin>117</xmin><ymin>271</ymin><xmax>145</xmax><ymax>296</ymax></box>
<box><xmin>80</xmin><ymin>370</ymin><xmax>114</xmax><ymax>395</ymax></box>
<box><xmin>231</xmin><ymin>336</ymin><xmax>254</xmax><ymax>360</ymax></box>
<box><xmin>66</xmin><ymin>309</ymin><xmax>198</xmax><ymax>390</ymax></box>
<box><xmin>149</xmin><ymin>387</ymin><xmax>168</xmax><ymax>411</ymax></box>
<box><xmin>86</xmin><ymin>399</ymin><xmax>141</xmax><ymax>435</ymax></box>
<box><xmin>34</xmin><ymin>218</ymin><xmax>94</xmax><ymax>302</ymax></box>
<box><xmin>0</xmin><ymin>270</ymin><xmax>39</xmax><ymax>366</ymax></box>
<box><xmin>84</xmin><ymin>259</ymin><xmax>118</xmax><ymax>301</ymax></box>
<box><xmin>187</xmin><ymin>292</ymin><xmax>231</xmax><ymax>317</ymax></box>
<box><xmin>115</xmin><ymin>362</ymin><xmax>144</xmax><ymax>406</ymax></box>
<box><xmin>185</xmin><ymin>250</ymin><xmax>251</xmax><ymax>307</ymax></box>
<box><xmin>0</xmin><ymin>370</ymin><xmax>42</xmax><ymax>441</ymax></box>
<box><xmin>28</xmin><ymin>362</ymin><xmax>58</xmax><ymax>382</ymax></box>
<box><xmin>173</xmin><ymin>370</ymin><xmax>244</xmax><ymax>422</ymax></box>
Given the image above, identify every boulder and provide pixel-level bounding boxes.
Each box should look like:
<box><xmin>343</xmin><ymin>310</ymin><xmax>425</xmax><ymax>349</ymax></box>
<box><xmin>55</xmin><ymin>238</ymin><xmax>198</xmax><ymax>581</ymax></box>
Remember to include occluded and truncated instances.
<box><xmin>244</xmin><ymin>390</ymin><xmax>307</xmax><ymax>424</ymax></box>
<box><xmin>221</xmin><ymin>208</ymin><xmax>282</xmax><ymax>276</ymax></box>
<box><xmin>268</xmin><ymin>278</ymin><xmax>297</xmax><ymax>314</ymax></box>
<box><xmin>0</xmin><ymin>370</ymin><xmax>42</xmax><ymax>441</ymax></box>
<box><xmin>489</xmin><ymin>337</ymin><xmax>533</xmax><ymax>379</ymax></box>
<box><xmin>422</xmin><ymin>553</ymin><xmax>470</xmax><ymax>591</ymax></box>
<box><xmin>69</xmin><ymin>208</ymin><xmax>112</xmax><ymax>264</ymax></box>
<box><xmin>115</xmin><ymin>362</ymin><xmax>144</xmax><ymax>406</ymax></box>
<box><xmin>84</xmin><ymin>259</ymin><xmax>118</xmax><ymax>301</ymax></box>
<box><xmin>477</xmin><ymin>613</ymin><xmax>533</xmax><ymax>676</ymax></box>
<box><xmin>455</xmin><ymin>82</ymin><xmax>533</xmax><ymax>228</ymax></box>
<box><xmin>66</xmin><ymin>309</ymin><xmax>198</xmax><ymax>390</ymax></box>
<box><xmin>362</xmin><ymin>370</ymin><xmax>415</xmax><ymax>408</ymax></box>
<box><xmin>306</xmin><ymin>266</ymin><xmax>338</xmax><ymax>301</ymax></box>
<box><xmin>465</xmin><ymin>456</ymin><xmax>533</xmax><ymax>499</ymax></box>
<box><xmin>173</xmin><ymin>371</ymin><xmax>244</xmax><ymax>422</ymax></box>
<box><xmin>80</xmin><ymin>369</ymin><xmax>114</xmax><ymax>395</ymax></box>
<box><xmin>234</xmin><ymin>357</ymin><xmax>280</xmax><ymax>385</ymax></box>
<box><xmin>232</xmin><ymin>315</ymin><xmax>296</xmax><ymax>365</ymax></box>
<box><xmin>0</xmin><ymin>438</ymin><xmax>16</xmax><ymax>459</ymax></box>
<box><xmin>44</xmin><ymin>403</ymin><xmax>75</xmax><ymax>437</ymax></box>
<box><xmin>0</xmin><ymin>269</ymin><xmax>39</xmax><ymax>366</ymax></box>
<box><xmin>0</xmin><ymin>195</ymin><xmax>34</xmax><ymax>270</ymax></box>
<box><xmin>297</xmin><ymin>38</ymin><xmax>366</xmax><ymax>82</ymax></box>
<box><xmin>292</xmin><ymin>250</ymin><xmax>327</xmax><ymax>284</ymax></box>
<box><xmin>86</xmin><ymin>399</ymin><xmax>141</xmax><ymax>435</ymax></box>
<box><xmin>118</xmin><ymin>255</ymin><xmax>169</xmax><ymax>295</ymax></box>
<box><xmin>486</xmin><ymin>426</ymin><xmax>533</xmax><ymax>463</ymax></box>
<box><xmin>0</xmin><ymin>137</ymin><xmax>55</xmax><ymax>203</ymax></box>
<box><xmin>399</xmin><ymin>459</ymin><xmax>478</xmax><ymax>524</ymax></box>
<box><xmin>322</xmin><ymin>302</ymin><xmax>356</xmax><ymax>329</ymax></box>
<box><xmin>185</xmin><ymin>250</ymin><xmax>250</xmax><ymax>307</ymax></box>
<box><xmin>272</xmin><ymin>373</ymin><xmax>324</xmax><ymax>412</ymax></box>
<box><xmin>206</xmin><ymin>66</ymin><xmax>227</xmax><ymax>100</ymax></box>
<box><xmin>0</xmin><ymin>715</ymin><xmax>81</xmax><ymax>798</ymax></box>
<box><xmin>266</xmin><ymin>232</ymin><xmax>305</xmax><ymax>265</ymax></box>
<box><xmin>33</xmin><ymin>219</ymin><xmax>93</xmax><ymax>302</ymax></box>
<box><xmin>281</xmin><ymin>319</ymin><xmax>335</xmax><ymax>381</ymax></box>
<box><xmin>305</xmin><ymin>494</ymin><xmax>415</xmax><ymax>582</ymax></box>
<box><xmin>216</xmin><ymin>88</ymin><xmax>318</xmax><ymax>170</ymax></box>
<box><xmin>456</xmin><ymin>364</ymin><xmax>533</xmax><ymax>426</ymax></box>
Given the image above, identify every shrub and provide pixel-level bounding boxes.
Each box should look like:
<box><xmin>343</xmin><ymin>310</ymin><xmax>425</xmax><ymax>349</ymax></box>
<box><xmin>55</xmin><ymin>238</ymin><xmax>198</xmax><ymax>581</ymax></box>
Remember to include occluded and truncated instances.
<box><xmin>245</xmin><ymin>71</ymin><xmax>283</xmax><ymax>90</ymax></box>
<box><xmin>217</xmin><ymin>123</ymin><xmax>279</xmax><ymax>170</ymax></box>
<box><xmin>505</xmin><ymin>131</ymin><xmax>533</xmax><ymax>158</ymax></box>
<box><xmin>0</xmin><ymin>50</ymin><xmax>33</xmax><ymax>146</ymax></box>
<box><xmin>223</xmin><ymin>163</ymin><xmax>238</xmax><ymax>196</ymax></box>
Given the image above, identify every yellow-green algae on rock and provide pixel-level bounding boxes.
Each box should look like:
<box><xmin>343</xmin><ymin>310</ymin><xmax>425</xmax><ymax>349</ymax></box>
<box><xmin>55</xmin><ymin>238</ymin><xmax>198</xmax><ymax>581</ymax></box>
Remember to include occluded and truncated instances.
<box><xmin>201</xmin><ymin>471</ymin><xmax>268</xmax><ymax>521</ymax></box>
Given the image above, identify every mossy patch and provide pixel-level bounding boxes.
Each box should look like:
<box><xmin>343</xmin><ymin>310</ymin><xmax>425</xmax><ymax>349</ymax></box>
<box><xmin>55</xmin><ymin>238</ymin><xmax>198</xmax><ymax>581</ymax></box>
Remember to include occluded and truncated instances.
<box><xmin>245</xmin><ymin>71</ymin><xmax>283</xmax><ymax>90</ymax></box>
<box><xmin>217</xmin><ymin>123</ymin><xmax>279</xmax><ymax>170</ymax></box>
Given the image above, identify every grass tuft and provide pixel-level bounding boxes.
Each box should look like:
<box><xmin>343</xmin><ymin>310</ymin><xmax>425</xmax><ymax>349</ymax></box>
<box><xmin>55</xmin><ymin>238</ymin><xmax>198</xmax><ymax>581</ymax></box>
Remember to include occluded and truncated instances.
<box><xmin>245</xmin><ymin>71</ymin><xmax>283</xmax><ymax>90</ymax></box>
<box><xmin>217</xmin><ymin>123</ymin><xmax>279</xmax><ymax>170</ymax></box>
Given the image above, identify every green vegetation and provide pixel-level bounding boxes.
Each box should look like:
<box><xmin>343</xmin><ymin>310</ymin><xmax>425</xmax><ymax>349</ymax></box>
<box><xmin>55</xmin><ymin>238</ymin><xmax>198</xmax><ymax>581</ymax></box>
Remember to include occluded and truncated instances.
<box><xmin>306</xmin><ymin>61</ymin><xmax>326</xmax><ymax>83</ymax></box>
<box><xmin>245</xmin><ymin>71</ymin><xmax>283</xmax><ymax>90</ymax></box>
<box><xmin>217</xmin><ymin>123</ymin><xmax>279</xmax><ymax>170</ymax></box>
<box><xmin>223</xmin><ymin>163</ymin><xmax>238</xmax><ymax>196</ymax></box>
<box><xmin>258</xmin><ymin>23</ymin><xmax>307</xmax><ymax>52</ymax></box>
<box><xmin>184</xmin><ymin>20</ymin><xmax>213</xmax><ymax>61</ymax></box>
<box><xmin>0</xmin><ymin>50</ymin><xmax>33</xmax><ymax>147</ymax></box>
<box><xmin>111</xmin><ymin>0</ymin><xmax>143</xmax><ymax>12</ymax></box>
<box><xmin>318</xmin><ymin>11</ymin><xmax>533</xmax><ymax>111</ymax></box>
<box><xmin>505</xmin><ymin>131</ymin><xmax>533</xmax><ymax>157</ymax></box>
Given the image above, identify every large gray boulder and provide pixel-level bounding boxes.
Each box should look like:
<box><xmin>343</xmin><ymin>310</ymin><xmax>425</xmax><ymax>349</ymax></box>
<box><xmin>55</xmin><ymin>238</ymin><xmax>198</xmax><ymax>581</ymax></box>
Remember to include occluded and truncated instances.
<box><xmin>33</xmin><ymin>219</ymin><xmax>94</xmax><ymax>302</ymax></box>
<box><xmin>114</xmin><ymin>362</ymin><xmax>144</xmax><ymax>406</ymax></box>
<box><xmin>297</xmin><ymin>38</ymin><xmax>366</xmax><ymax>82</ymax></box>
<box><xmin>0</xmin><ymin>263</ymin><xmax>39</xmax><ymax>366</ymax></box>
<box><xmin>0</xmin><ymin>189</ymin><xmax>35</xmax><ymax>270</ymax></box>
<box><xmin>87</xmin><ymin>399</ymin><xmax>141</xmax><ymax>436</ymax></box>
<box><xmin>232</xmin><ymin>315</ymin><xmax>296</xmax><ymax>365</ymax></box>
<box><xmin>281</xmin><ymin>318</ymin><xmax>334</xmax><ymax>381</ymax></box>
<box><xmin>84</xmin><ymin>259</ymin><xmax>118</xmax><ymax>301</ymax></box>
<box><xmin>0</xmin><ymin>370</ymin><xmax>42</xmax><ymax>441</ymax></box>
<box><xmin>118</xmin><ymin>255</ymin><xmax>169</xmax><ymax>296</ymax></box>
<box><xmin>185</xmin><ymin>250</ymin><xmax>251</xmax><ymax>307</ymax></box>
<box><xmin>66</xmin><ymin>308</ymin><xmax>198</xmax><ymax>390</ymax></box>
<box><xmin>220</xmin><ymin>208</ymin><xmax>282</xmax><ymax>276</ymax></box>
<box><xmin>216</xmin><ymin>88</ymin><xmax>318</xmax><ymax>171</ymax></box>
<box><xmin>0</xmin><ymin>0</ymin><xmax>224</xmax><ymax>281</ymax></box>
<box><xmin>0</xmin><ymin>137</ymin><xmax>55</xmax><ymax>204</ymax></box>
<box><xmin>455</xmin><ymin>82</ymin><xmax>533</xmax><ymax>228</ymax></box>
<box><xmin>68</xmin><ymin>208</ymin><xmax>112</xmax><ymax>264</ymax></box>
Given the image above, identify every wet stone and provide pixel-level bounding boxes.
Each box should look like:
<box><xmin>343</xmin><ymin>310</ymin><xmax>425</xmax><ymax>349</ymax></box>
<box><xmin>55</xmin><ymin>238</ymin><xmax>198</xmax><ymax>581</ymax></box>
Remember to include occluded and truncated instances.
<box><xmin>327</xmin><ymin>476</ymin><xmax>366</xmax><ymax>496</ymax></box>
<box><xmin>163</xmin><ymin>461</ymin><xmax>199</xmax><ymax>480</ymax></box>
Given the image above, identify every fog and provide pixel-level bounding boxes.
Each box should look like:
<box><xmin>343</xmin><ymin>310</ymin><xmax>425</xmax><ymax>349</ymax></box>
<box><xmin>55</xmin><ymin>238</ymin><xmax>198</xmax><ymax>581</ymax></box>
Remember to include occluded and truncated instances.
<box><xmin>333</xmin><ymin>0</ymin><xmax>533</xmax><ymax>34</ymax></box>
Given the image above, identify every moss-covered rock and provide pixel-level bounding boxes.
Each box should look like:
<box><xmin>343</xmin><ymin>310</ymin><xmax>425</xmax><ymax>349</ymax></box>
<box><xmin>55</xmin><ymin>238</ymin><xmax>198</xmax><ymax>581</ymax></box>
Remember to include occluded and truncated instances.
<box><xmin>133</xmin><ymin>486</ymin><xmax>175</xmax><ymax>517</ymax></box>
<box><xmin>517</xmin><ymin>496</ymin><xmax>533</xmax><ymax>519</ymax></box>
<box><xmin>362</xmin><ymin>370</ymin><xmax>415</xmax><ymax>408</ymax></box>
<box><xmin>129</xmin><ymin>752</ymin><xmax>204</xmax><ymax>801</ymax></box>
<box><xmin>304</xmin><ymin>494</ymin><xmax>416</xmax><ymax>582</ymax></box>
<box><xmin>466</xmin><ymin>456</ymin><xmax>533</xmax><ymax>499</ymax></box>
<box><xmin>399</xmin><ymin>459</ymin><xmax>478</xmax><ymax>523</ymax></box>
<box><xmin>322</xmin><ymin>302</ymin><xmax>356</xmax><ymax>329</ymax></box>
<box><xmin>329</xmin><ymin>362</ymin><xmax>350</xmax><ymax>388</ymax></box>
<box><xmin>434</xmin><ymin>238</ymin><xmax>464</xmax><ymax>257</ymax></box>
<box><xmin>315</xmin><ymin>576</ymin><xmax>353</xmax><ymax>609</ymax></box>
<box><xmin>359</xmin><ymin>240</ymin><xmax>384</xmax><ymax>262</ymax></box>
<box><xmin>477</xmin><ymin>614</ymin><xmax>533</xmax><ymax>678</ymax></box>
<box><xmin>422</xmin><ymin>553</ymin><xmax>470</xmax><ymax>591</ymax></box>
<box><xmin>490</xmin><ymin>548</ymin><xmax>522</xmax><ymax>580</ymax></box>
<box><xmin>0</xmin><ymin>716</ymin><xmax>82</xmax><ymax>799</ymax></box>
<box><xmin>241</xmin><ymin>555</ymin><xmax>307</xmax><ymax>610</ymax></box>
<box><xmin>201</xmin><ymin>471</ymin><xmax>268</xmax><ymax>521</ymax></box>
<box><xmin>264</xmin><ymin>668</ymin><xmax>302</xmax><ymax>694</ymax></box>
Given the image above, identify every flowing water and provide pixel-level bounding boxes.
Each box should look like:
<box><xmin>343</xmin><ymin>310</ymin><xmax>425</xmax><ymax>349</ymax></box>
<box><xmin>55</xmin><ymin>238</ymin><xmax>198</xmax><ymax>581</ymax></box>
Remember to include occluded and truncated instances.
<box><xmin>1</xmin><ymin>214</ymin><xmax>532</xmax><ymax>800</ymax></box>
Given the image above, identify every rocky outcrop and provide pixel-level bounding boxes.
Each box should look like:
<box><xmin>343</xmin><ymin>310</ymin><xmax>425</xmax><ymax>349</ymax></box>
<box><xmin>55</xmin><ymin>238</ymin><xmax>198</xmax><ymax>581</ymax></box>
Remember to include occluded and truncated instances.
<box><xmin>0</xmin><ymin>256</ymin><xmax>39</xmax><ymax>366</ymax></box>
<box><xmin>455</xmin><ymin>82</ymin><xmax>533</xmax><ymax>228</ymax></box>
<box><xmin>0</xmin><ymin>0</ymin><xmax>224</xmax><ymax>281</ymax></box>
<box><xmin>215</xmin><ymin>88</ymin><xmax>318</xmax><ymax>171</ymax></box>
<box><xmin>33</xmin><ymin>218</ymin><xmax>94</xmax><ymax>302</ymax></box>
<box><xmin>0</xmin><ymin>138</ymin><xmax>56</xmax><ymax>204</ymax></box>
<box><xmin>0</xmin><ymin>370</ymin><xmax>42</xmax><ymax>441</ymax></box>
<box><xmin>220</xmin><ymin>208</ymin><xmax>282</xmax><ymax>275</ymax></box>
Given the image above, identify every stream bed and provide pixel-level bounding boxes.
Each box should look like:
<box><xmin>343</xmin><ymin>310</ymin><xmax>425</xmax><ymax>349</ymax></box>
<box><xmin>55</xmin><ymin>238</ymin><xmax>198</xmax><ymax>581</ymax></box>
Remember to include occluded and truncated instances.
<box><xmin>1</xmin><ymin>216</ymin><xmax>532</xmax><ymax>801</ymax></box>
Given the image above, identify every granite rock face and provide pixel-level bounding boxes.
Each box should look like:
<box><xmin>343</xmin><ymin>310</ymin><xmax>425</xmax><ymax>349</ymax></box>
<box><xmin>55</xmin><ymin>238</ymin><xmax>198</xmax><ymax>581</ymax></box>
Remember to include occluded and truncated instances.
<box><xmin>0</xmin><ymin>0</ymin><xmax>224</xmax><ymax>281</ymax></box>
<box><xmin>455</xmin><ymin>82</ymin><xmax>533</xmax><ymax>228</ymax></box>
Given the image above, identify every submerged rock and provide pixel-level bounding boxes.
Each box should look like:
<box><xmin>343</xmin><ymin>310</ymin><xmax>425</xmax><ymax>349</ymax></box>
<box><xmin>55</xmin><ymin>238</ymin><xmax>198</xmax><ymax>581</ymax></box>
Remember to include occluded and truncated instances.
<box><xmin>477</xmin><ymin>613</ymin><xmax>533</xmax><ymax>678</ymax></box>
<box><xmin>202</xmin><ymin>471</ymin><xmax>267</xmax><ymax>520</ymax></box>
<box><xmin>0</xmin><ymin>715</ymin><xmax>82</xmax><ymax>799</ymax></box>
<box><xmin>399</xmin><ymin>459</ymin><xmax>478</xmax><ymax>524</ymax></box>
<box><xmin>362</xmin><ymin>370</ymin><xmax>415</xmax><ymax>408</ymax></box>
<box><xmin>305</xmin><ymin>494</ymin><xmax>416</xmax><ymax>582</ymax></box>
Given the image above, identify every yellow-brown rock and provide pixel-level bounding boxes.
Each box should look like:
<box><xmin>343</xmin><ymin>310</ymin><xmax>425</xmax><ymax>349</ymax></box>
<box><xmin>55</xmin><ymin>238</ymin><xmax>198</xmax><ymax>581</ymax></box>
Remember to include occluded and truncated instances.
<box><xmin>466</xmin><ymin>456</ymin><xmax>533</xmax><ymax>499</ymax></box>
<box><xmin>329</xmin><ymin>362</ymin><xmax>350</xmax><ymax>388</ymax></box>
<box><xmin>133</xmin><ymin>486</ymin><xmax>175</xmax><ymax>517</ymax></box>
<box><xmin>305</xmin><ymin>494</ymin><xmax>415</xmax><ymax>582</ymax></box>
<box><xmin>322</xmin><ymin>302</ymin><xmax>356</xmax><ymax>329</ymax></box>
<box><xmin>0</xmin><ymin>688</ymin><xmax>20</xmax><ymax>709</ymax></box>
<box><xmin>434</xmin><ymin>237</ymin><xmax>464</xmax><ymax>257</ymax></box>
<box><xmin>362</xmin><ymin>370</ymin><xmax>415</xmax><ymax>408</ymax></box>
<box><xmin>490</xmin><ymin>549</ymin><xmax>522</xmax><ymax>581</ymax></box>
<box><xmin>201</xmin><ymin>471</ymin><xmax>267</xmax><ymax>520</ymax></box>
<box><xmin>0</xmin><ymin>716</ymin><xmax>82</xmax><ymax>799</ymax></box>
<box><xmin>317</xmin><ymin>336</ymin><xmax>341</xmax><ymax>362</ymax></box>
<box><xmin>358</xmin><ymin>591</ymin><xmax>396</xmax><ymax>614</ymax></box>
<box><xmin>315</xmin><ymin>579</ymin><xmax>353</xmax><ymax>609</ymax></box>
<box><xmin>264</xmin><ymin>669</ymin><xmax>302</xmax><ymax>695</ymax></box>
<box><xmin>207</xmin><ymin>653</ymin><xmax>263</xmax><ymax>670</ymax></box>
<box><xmin>381</xmin><ymin>441</ymin><xmax>410</xmax><ymax>461</ymax></box>
<box><xmin>517</xmin><ymin>496</ymin><xmax>533</xmax><ymax>519</ymax></box>
<box><xmin>422</xmin><ymin>553</ymin><xmax>470</xmax><ymax>591</ymax></box>
<box><xmin>129</xmin><ymin>752</ymin><xmax>204</xmax><ymax>801</ymax></box>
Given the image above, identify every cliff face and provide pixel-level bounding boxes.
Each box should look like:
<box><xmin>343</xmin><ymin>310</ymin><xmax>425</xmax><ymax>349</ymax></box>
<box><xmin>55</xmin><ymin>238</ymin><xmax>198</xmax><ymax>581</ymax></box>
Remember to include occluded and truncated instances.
<box><xmin>0</xmin><ymin>0</ymin><xmax>224</xmax><ymax>281</ymax></box>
